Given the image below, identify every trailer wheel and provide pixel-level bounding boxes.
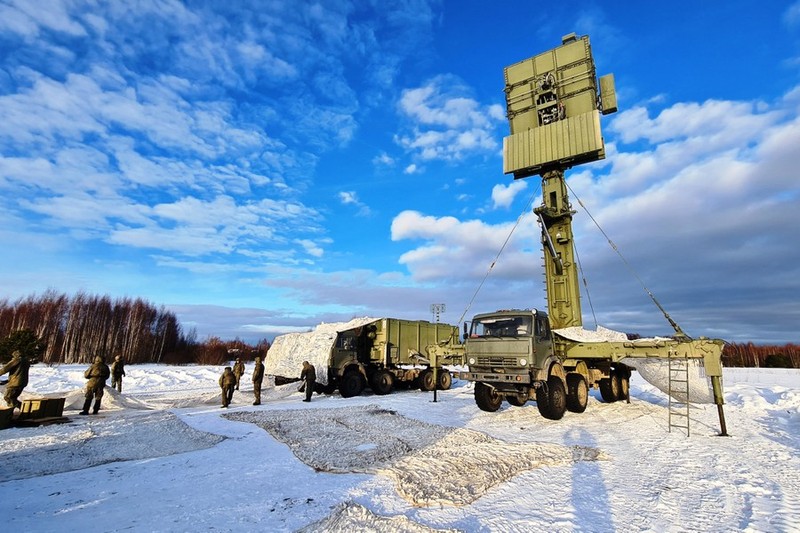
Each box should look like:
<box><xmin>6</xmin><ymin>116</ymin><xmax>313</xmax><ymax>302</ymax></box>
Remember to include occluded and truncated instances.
<box><xmin>619</xmin><ymin>373</ymin><xmax>630</xmax><ymax>401</ymax></box>
<box><xmin>371</xmin><ymin>369</ymin><xmax>394</xmax><ymax>395</ymax></box>
<box><xmin>437</xmin><ymin>369</ymin><xmax>452</xmax><ymax>390</ymax></box>
<box><xmin>536</xmin><ymin>376</ymin><xmax>566</xmax><ymax>420</ymax></box>
<box><xmin>506</xmin><ymin>392</ymin><xmax>528</xmax><ymax>407</ymax></box>
<box><xmin>339</xmin><ymin>371</ymin><xmax>366</xmax><ymax>398</ymax></box>
<box><xmin>566</xmin><ymin>374</ymin><xmax>588</xmax><ymax>413</ymax></box>
<box><xmin>599</xmin><ymin>372</ymin><xmax>621</xmax><ymax>403</ymax></box>
<box><xmin>475</xmin><ymin>382</ymin><xmax>502</xmax><ymax>412</ymax></box>
<box><xmin>418</xmin><ymin>369</ymin><xmax>435</xmax><ymax>391</ymax></box>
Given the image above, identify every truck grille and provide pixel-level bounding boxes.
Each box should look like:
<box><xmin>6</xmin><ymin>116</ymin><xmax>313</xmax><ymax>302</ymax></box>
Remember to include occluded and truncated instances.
<box><xmin>476</xmin><ymin>356</ymin><xmax>517</xmax><ymax>368</ymax></box>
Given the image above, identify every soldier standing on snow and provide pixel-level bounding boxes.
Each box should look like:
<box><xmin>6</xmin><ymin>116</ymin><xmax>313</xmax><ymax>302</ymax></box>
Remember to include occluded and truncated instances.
<box><xmin>81</xmin><ymin>355</ymin><xmax>110</xmax><ymax>415</ymax></box>
<box><xmin>219</xmin><ymin>366</ymin><xmax>236</xmax><ymax>408</ymax></box>
<box><xmin>110</xmin><ymin>355</ymin><xmax>126</xmax><ymax>393</ymax></box>
<box><xmin>251</xmin><ymin>356</ymin><xmax>264</xmax><ymax>405</ymax></box>
<box><xmin>0</xmin><ymin>350</ymin><xmax>37</xmax><ymax>410</ymax></box>
<box><xmin>300</xmin><ymin>361</ymin><xmax>316</xmax><ymax>402</ymax></box>
<box><xmin>232</xmin><ymin>358</ymin><xmax>245</xmax><ymax>390</ymax></box>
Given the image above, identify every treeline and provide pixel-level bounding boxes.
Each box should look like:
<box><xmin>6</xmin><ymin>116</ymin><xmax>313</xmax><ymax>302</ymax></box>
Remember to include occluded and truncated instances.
<box><xmin>0</xmin><ymin>290</ymin><xmax>269</xmax><ymax>365</ymax></box>
<box><xmin>723</xmin><ymin>342</ymin><xmax>799</xmax><ymax>368</ymax></box>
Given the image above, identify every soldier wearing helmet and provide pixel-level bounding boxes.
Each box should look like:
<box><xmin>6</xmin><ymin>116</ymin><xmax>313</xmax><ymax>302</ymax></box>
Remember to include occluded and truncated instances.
<box><xmin>1</xmin><ymin>350</ymin><xmax>37</xmax><ymax>410</ymax></box>
<box><xmin>232</xmin><ymin>357</ymin><xmax>245</xmax><ymax>391</ymax></box>
<box><xmin>110</xmin><ymin>355</ymin><xmax>126</xmax><ymax>393</ymax></box>
<box><xmin>81</xmin><ymin>355</ymin><xmax>110</xmax><ymax>415</ymax></box>
<box><xmin>251</xmin><ymin>356</ymin><xmax>264</xmax><ymax>405</ymax></box>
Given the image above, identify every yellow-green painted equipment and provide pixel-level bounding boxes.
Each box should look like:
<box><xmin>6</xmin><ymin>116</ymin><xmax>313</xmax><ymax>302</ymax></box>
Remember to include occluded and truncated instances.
<box><xmin>460</xmin><ymin>33</ymin><xmax>728</xmax><ymax>436</ymax></box>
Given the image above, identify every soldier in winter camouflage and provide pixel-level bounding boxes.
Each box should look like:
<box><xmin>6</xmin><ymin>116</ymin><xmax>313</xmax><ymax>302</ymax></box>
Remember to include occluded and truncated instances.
<box><xmin>110</xmin><ymin>355</ymin><xmax>125</xmax><ymax>393</ymax></box>
<box><xmin>252</xmin><ymin>356</ymin><xmax>264</xmax><ymax>405</ymax></box>
<box><xmin>232</xmin><ymin>358</ymin><xmax>245</xmax><ymax>390</ymax></box>
<box><xmin>300</xmin><ymin>361</ymin><xmax>316</xmax><ymax>402</ymax></box>
<box><xmin>81</xmin><ymin>355</ymin><xmax>110</xmax><ymax>415</ymax></box>
<box><xmin>0</xmin><ymin>350</ymin><xmax>37</xmax><ymax>409</ymax></box>
<box><xmin>219</xmin><ymin>366</ymin><xmax>236</xmax><ymax>408</ymax></box>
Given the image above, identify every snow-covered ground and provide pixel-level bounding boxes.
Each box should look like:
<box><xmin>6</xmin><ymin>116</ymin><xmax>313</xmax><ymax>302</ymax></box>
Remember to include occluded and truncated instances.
<box><xmin>0</xmin><ymin>364</ymin><xmax>798</xmax><ymax>532</ymax></box>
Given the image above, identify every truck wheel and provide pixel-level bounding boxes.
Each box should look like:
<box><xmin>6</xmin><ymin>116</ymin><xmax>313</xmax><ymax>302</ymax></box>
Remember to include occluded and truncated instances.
<box><xmin>339</xmin><ymin>371</ymin><xmax>366</xmax><ymax>398</ymax></box>
<box><xmin>507</xmin><ymin>392</ymin><xmax>528</xmax><ymax>407</ymax></box>
<box><xmin>599</xmin><ymin>372</ymin><xmax>620</xmax><ymax>403</ymax></box>
<box><xmin>371</xmin><ymin>369</ymin><xmax>394</xmax><ymax>395</ymax></box>
<box><xmin>536</xmin><ymin>376</ymin><xmax>566</xmax><ymax>420</ymax></box>
<box><xmin>418</xmin><ymin>369</ymin><xmax>435</xmax><ymax>391</ymax></box>
<box><xmin>437</xmin><ymin>369</ymin><xmax>452</xmax><ymax>390</ymax></box>
<box><xmin>475</xmin><ymin>382</ymin><xmax>502</xmax><ymax>412</ymax></box>
<box><xmin>619</xmin><ymin>373</ymin><xmax>629</xmax><ymax>401</ymax></box>
<box><xmin>566</xmin><ymin>374</ymin><xmax>588</xmax><ymax>413</ymax></box>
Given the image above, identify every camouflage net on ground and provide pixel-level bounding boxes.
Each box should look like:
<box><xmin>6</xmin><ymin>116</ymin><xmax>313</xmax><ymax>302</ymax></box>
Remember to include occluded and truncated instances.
<box><xmin>225</xmin><ymin>405</ymin><xmax>607</xmax><ymax>507</ymax></box>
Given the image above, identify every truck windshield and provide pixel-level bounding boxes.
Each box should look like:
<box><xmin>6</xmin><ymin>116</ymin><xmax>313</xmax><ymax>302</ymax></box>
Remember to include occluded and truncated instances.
<box><xmin>471</xmin><ymin>316</ymin><xmax>532</xmax><ymax>338</ymax></box>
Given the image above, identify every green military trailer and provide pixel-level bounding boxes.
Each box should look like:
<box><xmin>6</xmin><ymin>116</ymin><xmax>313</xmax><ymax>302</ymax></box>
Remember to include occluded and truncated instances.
<box><xmin>265</xmin><ymin>317</ymin><xmax>463</xmax><ymax>398</ymax></box>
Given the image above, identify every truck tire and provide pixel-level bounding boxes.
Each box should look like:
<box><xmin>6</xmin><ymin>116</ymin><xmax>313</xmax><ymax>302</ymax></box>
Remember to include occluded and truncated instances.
<box><xmin>566</xmin><ymin>374</ymin><xmax>588</xmax><ymax>413</ymax></box>
<box><xmin>619</xmin><ymin>373</ymin><xmax>629</xmax><ymax>401</ymax></box>
<box><xmin>371</xmin><ymin>369</ymin><xmax>394</xmax><ymax>395</ymax></box>
<box><xmin>418</xmin><ymin>369</ymin><xmax>435</xmax><ymax>392</ymax></box>
<box><xmin>437</xmin><ymin>369</ymin><xmax>452</xmax><ymax>390</ymax></box>
<box><xmin>536</xmin><ymin>376</ymin><xmax>566</xmax><ymax>420</ymax></box>
<box><xmin>475</xmin><ymin>382</ymin><xmax>502</xmax><ymax>412</ymax></box>
<box><xmin>339</xmin><ymin>371</ymin><xmax>366</xmax><ymax>398</ymax></box>
<box><xmin>599</xmin><ymin>372</ymin><xmax>620</xmax><ymax>403</ymax></box>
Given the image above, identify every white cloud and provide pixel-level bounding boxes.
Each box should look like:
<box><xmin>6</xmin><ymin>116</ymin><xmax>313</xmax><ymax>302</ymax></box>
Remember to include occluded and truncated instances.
<box><xmin>395</xmin><ymin>75</ymin><xmax>505</xmax><ymax>161</ymax></box>
<box><xmin>372</xmin><ymin>152</ymin><xmax>395</xmax><ymax>167</ymax></box>
<box><xmin>491</xmin><ymin>180</ymin><xmax>527</xmax><ymax>209</ymax></box>
<box><xmin>337</xmin><ymin>191</ymin><xmax>371</xmax><ymax>217</ymax></box>
<box><xmin>784</xmin><ymin>1</ymin><xmax>800</xmax><ymax>26</ymax></box>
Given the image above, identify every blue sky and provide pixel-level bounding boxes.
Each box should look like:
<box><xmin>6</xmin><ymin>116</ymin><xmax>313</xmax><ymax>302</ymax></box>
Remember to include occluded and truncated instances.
<box><xmin>1</xmin><ymin>0</ymin><xmax>799</xmax><ymax>345</ymax></box>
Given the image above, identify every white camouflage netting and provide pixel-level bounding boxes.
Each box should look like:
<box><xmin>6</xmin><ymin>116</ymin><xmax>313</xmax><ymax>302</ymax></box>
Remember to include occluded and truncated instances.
<box><xmin>264</xmin><ymin>317</ymin><xmax>378</xmax><ymax>385</ymax></box>
<box><xmin>225</xmin><ymin>405</ymin><xmax>606</xmax><ymax>507</ymax></box>
<box><xmin>298</xmin><ymin>502</ymin><xmax>459</xmax><ymax>532</ymax></box>
<box><xmin>0</xmin><ymin>411</ymin><xmax>225</xmax><ymax>481</ymax></box>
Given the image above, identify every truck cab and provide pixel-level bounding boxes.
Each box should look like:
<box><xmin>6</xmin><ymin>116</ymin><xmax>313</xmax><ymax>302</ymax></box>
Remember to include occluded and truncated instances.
<box><xmin>462</xmin><ymin>309</ymin><xmax>558</xmax><ymax>408</ymax></box>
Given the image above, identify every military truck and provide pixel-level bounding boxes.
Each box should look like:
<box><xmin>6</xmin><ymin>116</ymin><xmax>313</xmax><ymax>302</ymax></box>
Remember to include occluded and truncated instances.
<box><xmin>265</xmin><ymin>317</ymin><xmax>463</xmax><ymax>398</ymax></box>
<box><xmin>459</xmin><ymin>33</ymin><xmax>728</xmax><ymax>434</ymax></box>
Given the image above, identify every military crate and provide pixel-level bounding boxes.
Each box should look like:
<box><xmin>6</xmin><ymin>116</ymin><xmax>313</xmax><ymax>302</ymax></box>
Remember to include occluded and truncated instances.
<box><xmin>18</xmin><ymin>397</ymin><xmax>66</xmax><ymax>420</ymax></box>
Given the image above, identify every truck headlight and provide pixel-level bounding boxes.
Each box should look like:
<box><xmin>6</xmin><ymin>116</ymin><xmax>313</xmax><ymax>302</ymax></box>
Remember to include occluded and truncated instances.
<box><xmin>519</xmin><ymin>358</ymin><xmax>528</xmax><ymax>366</ymax></box>
<box><xmin>468</xmin><ymin>357</ymin><xmax>476</xmax><ymax>365</ymax></box>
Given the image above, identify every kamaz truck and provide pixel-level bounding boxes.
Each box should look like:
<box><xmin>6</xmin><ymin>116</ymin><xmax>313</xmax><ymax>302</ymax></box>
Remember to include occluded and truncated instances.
<box><xmin>459</xmin><ymin>33</ymin><xmax>727</xmax><ymax>434</ymax></box>
<box><xmin>265</xmin><ymin>317</ymin><xmax>463</xmax><ymax>398</ymax></box>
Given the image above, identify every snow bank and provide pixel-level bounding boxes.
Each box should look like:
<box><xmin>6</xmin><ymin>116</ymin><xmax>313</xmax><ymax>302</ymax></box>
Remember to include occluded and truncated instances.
<box><xmin>225</xmin><ymin>405</ymin><xmax>606</xmax><ymax>507</ymax></box>
<box><xmin>264</xmin><ymin>317</ymin><xmax>378</xmax><ymax>385</ymax></box>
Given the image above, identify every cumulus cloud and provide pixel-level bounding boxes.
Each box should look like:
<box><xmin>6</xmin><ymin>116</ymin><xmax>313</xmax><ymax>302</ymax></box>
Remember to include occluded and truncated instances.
<box><xmin>491</xmin><ymin>180</ymin><xmax>528</xmax><ymax>209</ymax></box>
<box><xmin>395</xmin><ymin>75</ymin><xmax>505</xmax><ymax>161</ymax></box>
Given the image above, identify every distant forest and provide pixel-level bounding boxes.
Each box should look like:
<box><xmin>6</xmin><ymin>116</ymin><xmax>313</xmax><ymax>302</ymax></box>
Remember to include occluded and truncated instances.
<box><xmin>0</xmin><ymin>290</ymin><xmax>269</xmax><ymax>365</ymax></box>
<box><xmin>722</xmin><ymin>342</ymin><xmax>798</xmax><ymax>368</ymax></box>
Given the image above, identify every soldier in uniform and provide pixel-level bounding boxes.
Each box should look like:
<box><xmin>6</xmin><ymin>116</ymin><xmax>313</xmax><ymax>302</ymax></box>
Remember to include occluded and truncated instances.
<box><xmin>81</xmin><ymin>355</ymin><xmax>110</xmax><ymax>415</ymax></box>
<box><xmin>0</xmin><ymin>350</ymin><xmax>37</xmax><ymax>410</ymax></box>
<box><xmin>251</xmin><ymin>356</ymin><xmax>264</xmax><ymax>405</ymax></box>
<box><xmin>232</xmin><ymin>358</ymin><xmax>245</xmax><ymax>390</ymax></box>
<box><xmin>110</xmin><ymin>355</ymin><xmax>126</xmax><ymax>393</ymax></box>
<box><xmin>300</xmin><ymin>361</ymin><xmax>316</xmax><ymax>402</ymax></box>
<box><xmin>219</xmin><ymin>366</ymin><xmax>236</xmax><ymax>408</ymax></box>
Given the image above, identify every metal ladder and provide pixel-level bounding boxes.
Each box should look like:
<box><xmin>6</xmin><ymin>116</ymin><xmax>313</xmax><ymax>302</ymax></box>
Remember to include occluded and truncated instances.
<box><xmin>668</xmin><ymin>354</ymin><xmax>691</xmax><ymax>436</ymax></box>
